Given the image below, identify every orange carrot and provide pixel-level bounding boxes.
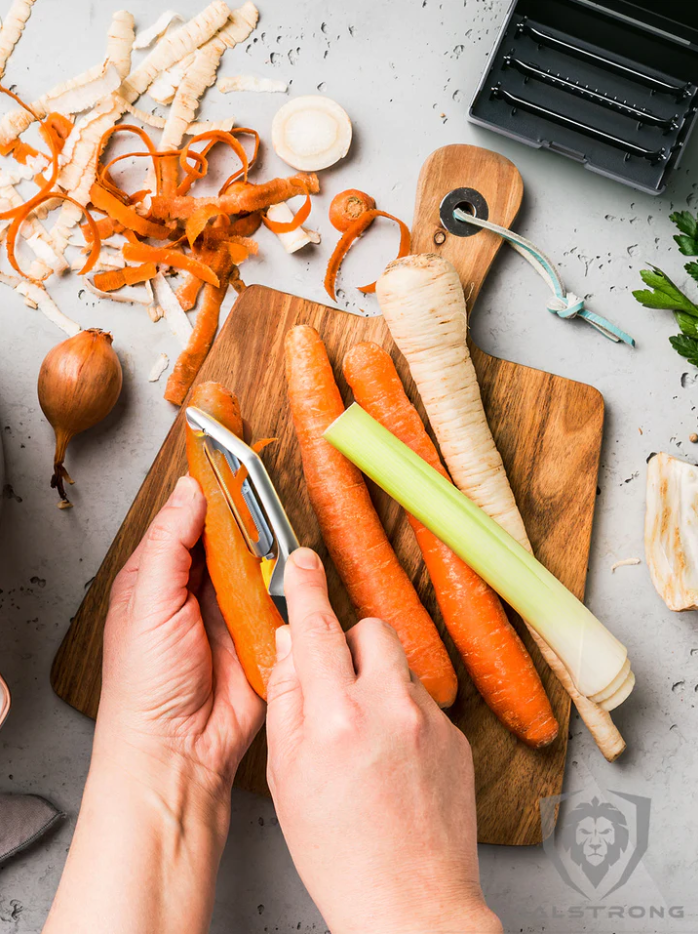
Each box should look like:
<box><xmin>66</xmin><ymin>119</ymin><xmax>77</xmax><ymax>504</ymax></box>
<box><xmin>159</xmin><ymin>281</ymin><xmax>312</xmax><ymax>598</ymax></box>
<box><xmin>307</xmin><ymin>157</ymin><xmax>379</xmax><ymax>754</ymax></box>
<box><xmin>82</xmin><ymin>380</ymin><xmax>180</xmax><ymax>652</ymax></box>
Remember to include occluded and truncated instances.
<box><xmin>151</xmin><ymin>172</ymin><xmax>320</xmax><ymax>221</ymax></box>
<box><xmin>165</xmin><ymin>249</ymin><xmax>234</xmax><ymax>406</ymax></box>
<box><xmin>122</xmin><ymin>242</ymin><xmax>219</xmax><ymax>286</ymax></box>
<box><xmin>329</xmin><ymin>189</ymin><xmax>376</xmax><ymax>232</ymax></box>
<box><xmin>262</xmin><ymin>193</ymin><xmax>311</xmax><ymax>233</ymax></box>
<box><xmin>93</xmin><ymin>263</ymin><xmax>158</xmax><ymax>292</ymax></box>
<box><xmin>186</xmin><ymin>382</ymin><xmax>284</xmax><ymax>698</ymax></box>
<box><xmin>343</xmin><ymin>342</ymin><xmax>558</xmax><ymax>748</ymax></box>
<box><xmin>285</xmin><ymin>325</ymin><xmax>457</xmax><ymax>708</ymax></box>
<box><xmin>81</xmin><ymin>216</ymin><xmax>124</xmax><ymax>243</ymax></box>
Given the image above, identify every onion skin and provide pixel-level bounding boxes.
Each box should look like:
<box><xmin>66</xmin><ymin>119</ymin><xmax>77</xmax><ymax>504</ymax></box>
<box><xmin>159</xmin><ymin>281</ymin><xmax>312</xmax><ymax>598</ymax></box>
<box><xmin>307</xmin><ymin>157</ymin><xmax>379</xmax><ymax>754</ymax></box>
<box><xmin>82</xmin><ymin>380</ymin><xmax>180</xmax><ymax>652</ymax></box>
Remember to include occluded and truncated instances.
<box><xmin>37</xmin><ymin>329</ymin><xmax>123</xmax><ymax>508</ymax></box>
<box><xmin>329</xmin><ymin>189</ymin><xmax>376</xmax><ymax>233</ymax></box>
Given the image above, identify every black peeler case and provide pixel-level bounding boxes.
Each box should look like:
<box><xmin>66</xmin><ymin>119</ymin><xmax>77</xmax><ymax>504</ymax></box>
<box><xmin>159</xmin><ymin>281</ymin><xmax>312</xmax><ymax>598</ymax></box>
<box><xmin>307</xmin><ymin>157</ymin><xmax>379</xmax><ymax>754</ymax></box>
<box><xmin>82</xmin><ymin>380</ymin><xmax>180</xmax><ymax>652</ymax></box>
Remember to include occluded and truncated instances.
<box><xmin>469</xmin><ymin>0</ymin><xmax>698</xmax><ymax>194</ymax></box>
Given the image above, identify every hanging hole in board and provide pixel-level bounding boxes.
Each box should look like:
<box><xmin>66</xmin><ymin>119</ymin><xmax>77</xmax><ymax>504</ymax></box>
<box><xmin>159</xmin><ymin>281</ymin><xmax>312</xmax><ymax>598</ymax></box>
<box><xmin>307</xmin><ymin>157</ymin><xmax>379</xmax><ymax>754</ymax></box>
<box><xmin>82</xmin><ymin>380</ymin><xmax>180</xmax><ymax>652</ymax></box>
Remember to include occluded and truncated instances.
<box><xmin>439</xmin><ymin>187</ymin><xmax>489</xmax><ymax>237</ymax></box>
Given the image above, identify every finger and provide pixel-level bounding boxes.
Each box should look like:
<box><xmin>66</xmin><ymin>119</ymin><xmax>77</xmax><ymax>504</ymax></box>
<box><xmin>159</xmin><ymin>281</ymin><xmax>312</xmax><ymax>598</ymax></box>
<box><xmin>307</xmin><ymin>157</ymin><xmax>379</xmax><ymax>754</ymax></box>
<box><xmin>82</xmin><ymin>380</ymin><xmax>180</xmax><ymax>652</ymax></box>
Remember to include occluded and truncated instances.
<box><xmin>266</xmin><ymin>626</ymin><xmax>303</xmax><ymax>792</ymax></box>
<box><xmin>130</xmin><ymin>476</ymin><xmax>207</xmax><ymax>627</ymax></box>
<box><xmin>199</xmin><ymin>579</ymin><xmax>265</xmax><ymax>746</ymax></box>
<box><xmin>284</xmin><ymin>549</ymin><xmax>355</xmax><ymax>704</ymax></box>
<box><xmin>345</xmin><ymin>617</ymin><xmax>412</xmax><ymax>686</ymax></box>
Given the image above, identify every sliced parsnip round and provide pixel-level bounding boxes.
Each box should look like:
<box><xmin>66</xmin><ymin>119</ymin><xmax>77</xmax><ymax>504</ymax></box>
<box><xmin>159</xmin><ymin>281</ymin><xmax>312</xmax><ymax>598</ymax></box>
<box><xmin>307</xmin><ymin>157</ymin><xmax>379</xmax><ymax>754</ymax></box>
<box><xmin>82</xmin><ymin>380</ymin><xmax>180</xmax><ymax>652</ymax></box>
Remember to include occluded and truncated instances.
<box><xmin>272</xmin><ymin>95</ymin><xmax>352</xmax><ymax>171</ymax></box>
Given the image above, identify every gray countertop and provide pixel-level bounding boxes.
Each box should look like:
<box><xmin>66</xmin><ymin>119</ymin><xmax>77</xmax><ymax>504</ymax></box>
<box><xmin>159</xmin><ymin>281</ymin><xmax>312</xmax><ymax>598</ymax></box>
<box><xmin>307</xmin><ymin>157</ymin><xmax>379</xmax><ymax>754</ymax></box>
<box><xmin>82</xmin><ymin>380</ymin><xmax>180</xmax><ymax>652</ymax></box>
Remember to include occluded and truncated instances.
<box><xmin>1</xmin><ymin>1</ymin><xmax>697</xmax><ymax>931</ymax></box>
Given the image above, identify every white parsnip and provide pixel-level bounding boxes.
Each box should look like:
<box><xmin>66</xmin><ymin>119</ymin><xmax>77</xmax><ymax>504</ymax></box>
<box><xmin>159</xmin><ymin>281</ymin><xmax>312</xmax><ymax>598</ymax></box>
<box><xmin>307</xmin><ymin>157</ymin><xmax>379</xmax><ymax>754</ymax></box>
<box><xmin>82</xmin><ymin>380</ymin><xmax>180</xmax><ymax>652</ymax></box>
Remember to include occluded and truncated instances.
<box><xmin>120</xmin><ymin>0</ymin><xmax>230</xmax><ymax>103</ymax></box>
<box><xmin>375</xmin><ymin>253</ymin><xmax>630</xmax><ymax>759</ymax></box>
<box><xmin>153</xmin><ymin>272</ymin><xmax>193</xmax><ymax>346</ymax></box>
<box><xmin>0</xmin><ymin>0</ymin><xmax>36</xmax><ymax>79</ymax></box>
<box><xmin>377</xmin><ymin>254</ymin><xmax>530</xmax><ymax>545</ymax></box>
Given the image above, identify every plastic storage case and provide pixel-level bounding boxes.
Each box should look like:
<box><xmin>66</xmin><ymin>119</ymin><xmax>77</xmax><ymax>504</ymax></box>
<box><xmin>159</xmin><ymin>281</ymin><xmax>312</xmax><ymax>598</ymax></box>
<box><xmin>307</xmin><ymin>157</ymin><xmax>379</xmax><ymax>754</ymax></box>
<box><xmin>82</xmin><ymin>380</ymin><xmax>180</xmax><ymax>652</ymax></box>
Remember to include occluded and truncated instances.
<box><xmin>469</xmin><ymin>0</ymin><xmax>698</xmax><ymax>195</ymax></box>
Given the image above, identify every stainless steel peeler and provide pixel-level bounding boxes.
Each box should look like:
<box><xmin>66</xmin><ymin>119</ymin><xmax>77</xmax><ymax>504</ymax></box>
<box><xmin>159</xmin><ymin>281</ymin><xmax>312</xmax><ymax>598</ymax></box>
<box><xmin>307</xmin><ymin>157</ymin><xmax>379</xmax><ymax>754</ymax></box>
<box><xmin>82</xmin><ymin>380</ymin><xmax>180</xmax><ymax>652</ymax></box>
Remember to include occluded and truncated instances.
<box><xmin>185</xmin><ymin>407</ymin><xmax>300</xmax><ymax>622</ymax></box>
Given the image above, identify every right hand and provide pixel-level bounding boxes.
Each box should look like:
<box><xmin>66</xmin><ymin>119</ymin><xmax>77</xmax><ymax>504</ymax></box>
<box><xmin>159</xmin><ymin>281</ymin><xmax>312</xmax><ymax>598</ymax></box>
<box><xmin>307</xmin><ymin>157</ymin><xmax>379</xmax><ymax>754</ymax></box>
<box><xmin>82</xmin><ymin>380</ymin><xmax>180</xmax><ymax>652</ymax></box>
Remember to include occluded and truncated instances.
<box><xmin>266</xmin><ymin>548</ymin><xmax>502</xmax><ymax>934</ymax></box>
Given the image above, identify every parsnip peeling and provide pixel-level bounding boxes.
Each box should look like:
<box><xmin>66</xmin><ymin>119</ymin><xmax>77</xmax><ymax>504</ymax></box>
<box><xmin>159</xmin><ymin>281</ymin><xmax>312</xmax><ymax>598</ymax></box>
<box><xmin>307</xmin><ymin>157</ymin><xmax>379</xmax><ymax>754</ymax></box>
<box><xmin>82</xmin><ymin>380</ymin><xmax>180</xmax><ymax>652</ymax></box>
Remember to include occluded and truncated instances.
<box><xmin>0</xmin><ymin>273</ymin><xmax>80</xmax><ymax>336</ymax></box>
<box><xmin>84</xmin><ymin>276</ymin><xmax>153</xmax><ymax>305</ymax></box>
<box><xmin>120</xmin><ymin>0</ymin><xmax>230</xmax><ymax>104</ymax></box>
<box><xmin>218</xmin><ymin>74</ymin><xmax>287</xmax><ymax>93</ymax></box>
<box><xmin>106</xmin><ymin>10</ymin><xmax>136</xmax><ymax>79</ymax></box>
<box><xmin>57</xmin><ymin>92</ymin><xmax>128</xmax><ymax>204</ymax></box>
<box><xmin>148</xmin><ymin>54</ymin><xmax>194</xmax><ymax>105</ymax></box>
<box><xmin>266</xmin><ymin>201</ymin><xmax>318</xmax><ymax>253</ymax></box>
<box><xmin>0</xmin><ymin>182</ymin><xmax>69</xmax><ymax>273</ymax></box>
<box><xmin>148</xmin><ymin>352</ymin><xmax>170</xmax><ymax>381</ymax></box>
<box><xmin>158</xmin><ymin>3</ymin><xmax>259</xmax><ymax>153</ymax></box>
<box><xmin>0</xmin><ymin>0</ymin><xmax>36</xmax><ymax>80</ymax></box>
<box><xmin>133</xmin><ymin>11</ymin><xmax>183</xmax><ymax>50</ymax></box>
<box><xmin>153</xmin><ymin>271</ymin><xmax>193</xmax><ymax>346</ymax></box>
<box><xmin>122</xmin><ymin>99</ymin><xmax>235</xmax><ymax>135</ymax></box>
<box><xmin>645</xmin><ymin>452</ymin><xmax>698</xmax><ymax>610</ymax></box>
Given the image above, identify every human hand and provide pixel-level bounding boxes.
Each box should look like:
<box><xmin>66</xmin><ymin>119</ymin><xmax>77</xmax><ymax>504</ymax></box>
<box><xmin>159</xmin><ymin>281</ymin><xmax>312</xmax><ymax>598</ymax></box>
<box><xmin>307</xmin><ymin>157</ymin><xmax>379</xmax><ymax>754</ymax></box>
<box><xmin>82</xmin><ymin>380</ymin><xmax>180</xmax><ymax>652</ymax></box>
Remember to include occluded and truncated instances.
<box><xmin>96</xmin><ymin>475</ymin><xmax>265</xmax><ymax>805</ymax></box>
<box><xmin>266</xmin><ymin>548</ymin><xmax>502</xmax><ymax>934</ymax></box>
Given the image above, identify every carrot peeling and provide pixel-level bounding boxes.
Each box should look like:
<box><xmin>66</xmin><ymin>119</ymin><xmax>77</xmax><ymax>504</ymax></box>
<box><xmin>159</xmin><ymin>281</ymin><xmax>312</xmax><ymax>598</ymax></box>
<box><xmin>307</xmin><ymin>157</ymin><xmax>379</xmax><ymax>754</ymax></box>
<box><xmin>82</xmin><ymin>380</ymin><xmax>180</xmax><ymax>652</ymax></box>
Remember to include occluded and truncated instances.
<box><xmin>122</xmin><ymin>241</ymin><xmax>220</xmax><ymax>286</ymax></box>
<box><xmin>90</xmin><ymin>183</ymin><xmax>172</xmax><ymax>240</ymax></box>
<box><xmin>165</xmin><ymin>248</ymin><xmax>233</xmax><ymax>405</ymax></box>
<box><xmin>93</xmin><ymin>262</ymin><xmax>158</xmax><ymax>292</ymax></box>
<box><xmin>262</xmin><ymin>193</ymin><xmax>311</xmax><ymax>233</ymax></box>
<box><xmin>343</xmin><ymin>342</ymin><xmax>559</xmax><ymax>748</ymax></box>
<box><xmin>284</xmin><ymin>324</ymin><xmax>458</xmax><ymax>708</ymax></box>
<box><xmin>324</xmin><ymin>209</ymin><xmax>411</xmax><ymax>301</ymax></box>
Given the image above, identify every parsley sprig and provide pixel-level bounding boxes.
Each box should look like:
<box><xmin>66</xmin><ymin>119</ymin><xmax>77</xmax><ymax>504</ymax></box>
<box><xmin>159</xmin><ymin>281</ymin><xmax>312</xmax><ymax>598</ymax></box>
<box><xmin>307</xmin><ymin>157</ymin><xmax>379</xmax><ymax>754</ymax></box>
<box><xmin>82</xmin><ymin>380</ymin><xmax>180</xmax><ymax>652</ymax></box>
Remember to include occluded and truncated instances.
<box><xmin>633</xmin><ymin>211</ymin><xmax>698</xmax><ymax>366</ymax></box>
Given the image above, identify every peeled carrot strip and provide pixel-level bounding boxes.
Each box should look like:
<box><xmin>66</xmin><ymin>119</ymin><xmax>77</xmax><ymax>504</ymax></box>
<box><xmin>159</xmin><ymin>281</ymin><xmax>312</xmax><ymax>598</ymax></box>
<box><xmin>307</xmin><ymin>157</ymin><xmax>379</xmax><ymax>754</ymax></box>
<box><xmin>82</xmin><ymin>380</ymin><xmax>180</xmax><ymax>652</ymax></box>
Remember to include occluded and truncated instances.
<box><xmin>185</xmin><ymin>203</ymin><xmax>224</xmax><ymax>248</ymax></box>
<box><xmin>324</xmin><ymin>209</ymin><xmax>411</xmax><ymax>301</ymax></box>
<box><xmin>7</xmin><ymin>139</ymin><xmax>40</xmax><ymax>163</ymax></box>
<box><xmin>122</xmin><ymin>241</ymin><xmax>219</xmax><ymax>286</ymax></box>
<box><xmin>151</xmin><ymin>172</ymin><xmax>320</xmax><ymax>221</ymax></box>
<box><xmin>81</xmin><ymin>216</ymin><xmax>124</xmax><ymax>243</ymax></box>
<box><xmin>262</xmin><ymin>193</ymin><xmax>311</xmax><ymax>233</ymax></box>
<box><xmin>165</xmin><ymin>249</ymin><xmax>233</xmax><ymax>405</ymax></box>
<box><xmin>186</xmin><ymin>381</ymin><xmax>284</xmax><ymax>699</ymax></box>
<box><xmin>218</xmin><ymin>128</ymin><xmax>260</xmax><ymax>193</ymax></box>
<box><xmin>203</xmin><ymin>212</ymin><xmax>262</xmax><ymax>241</ymax></box>
<box><xmin>40</xmin><ymin>113</ymin><xmax>73</xmax><ymax>154</ymax></box>
<box><xmin>285</xmin><ymin>325</ymin><xmax>458</xmax><ymax>708</ymax></box>
<box><xmin>176</xmin><ymin>273</ymin><xmax>204</xmax><ymax>312</ymax></box>
<box><xmin>343</xmin><ymin>342</ymin><xmax>559</xmax><ymax>748</ymax></box>
<box><xmin>6</xmin><ymin>191</ymin><xmax>100</xmax><ymax>278</ymax></box>
<box><xmin>93</xmin><ymin>263</ymin><xmax>158</xmax><ymax>292</ymax></box>
<box><xmin>90</xmin><ymin>183</ymin><xmax>172</xmax><ymax>240</ymax></box>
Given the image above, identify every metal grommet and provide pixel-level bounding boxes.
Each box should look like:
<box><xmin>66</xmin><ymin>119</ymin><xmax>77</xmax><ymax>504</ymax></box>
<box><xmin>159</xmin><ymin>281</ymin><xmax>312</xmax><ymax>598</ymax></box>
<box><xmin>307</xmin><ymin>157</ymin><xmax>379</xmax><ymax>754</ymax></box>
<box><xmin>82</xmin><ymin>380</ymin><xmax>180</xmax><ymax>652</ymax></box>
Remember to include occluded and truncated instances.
<box><xmin>433</xmin><ymin>229</ymin><xmax>446</xmax><ymax>245</ymax></box>
<box><xmin>439</xmin><ymin>187</ymin><xmax>489</xmax><ymax>237</ymax></box>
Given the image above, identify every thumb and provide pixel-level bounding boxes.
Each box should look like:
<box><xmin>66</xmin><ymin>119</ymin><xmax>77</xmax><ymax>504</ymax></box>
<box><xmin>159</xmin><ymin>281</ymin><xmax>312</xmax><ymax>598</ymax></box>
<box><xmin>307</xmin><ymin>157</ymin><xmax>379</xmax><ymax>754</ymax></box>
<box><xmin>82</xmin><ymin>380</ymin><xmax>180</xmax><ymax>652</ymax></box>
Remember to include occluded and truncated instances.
<box><xmin>130</xmin><ymin>475</ymin><xmax>207</xmax><ymax>627</ymax></box>
<box><xmin>266</xmin><ymin>626</ymin><xmax>303</xmax><ymax>789</ymax></box>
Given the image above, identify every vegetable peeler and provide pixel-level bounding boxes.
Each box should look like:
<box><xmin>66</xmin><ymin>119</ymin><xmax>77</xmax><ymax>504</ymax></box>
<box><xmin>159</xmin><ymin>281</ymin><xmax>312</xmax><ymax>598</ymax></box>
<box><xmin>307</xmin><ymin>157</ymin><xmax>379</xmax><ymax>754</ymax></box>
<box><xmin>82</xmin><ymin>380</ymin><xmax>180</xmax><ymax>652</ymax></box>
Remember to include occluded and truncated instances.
<box><xmin>185</xmin><ymin>407</ymin><xmax>300</xmax><ymax>621</ymax></box>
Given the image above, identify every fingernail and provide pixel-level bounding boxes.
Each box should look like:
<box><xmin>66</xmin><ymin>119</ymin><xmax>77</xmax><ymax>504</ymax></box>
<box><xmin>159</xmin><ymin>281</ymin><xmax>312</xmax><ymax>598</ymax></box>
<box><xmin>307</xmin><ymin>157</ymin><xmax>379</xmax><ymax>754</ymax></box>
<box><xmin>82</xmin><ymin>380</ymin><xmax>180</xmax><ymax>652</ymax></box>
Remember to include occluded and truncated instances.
<box><xmin>292</xmin><ymin>548</ymin><xmax>321</xmax><ymax>570</ymax></box>
<box><xmin>170</xmin><ymin>475</ymin><xmax>195</xmax><ymax>507</ymax></box>
<box><xmin>275</xmin><ymin>625</ymin><xmax>292</xmax><ymax>661</ymax></box>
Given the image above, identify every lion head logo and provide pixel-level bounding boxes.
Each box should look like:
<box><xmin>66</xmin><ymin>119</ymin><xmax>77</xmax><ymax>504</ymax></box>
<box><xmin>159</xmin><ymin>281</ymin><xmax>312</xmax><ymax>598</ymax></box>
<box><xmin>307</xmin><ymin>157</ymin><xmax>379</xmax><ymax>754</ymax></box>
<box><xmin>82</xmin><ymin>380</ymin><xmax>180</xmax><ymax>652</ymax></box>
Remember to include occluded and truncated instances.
<box><xmin>557</xmin><ymin>797</ymin><xmax>630</xmax><ymax>888</ymax></box>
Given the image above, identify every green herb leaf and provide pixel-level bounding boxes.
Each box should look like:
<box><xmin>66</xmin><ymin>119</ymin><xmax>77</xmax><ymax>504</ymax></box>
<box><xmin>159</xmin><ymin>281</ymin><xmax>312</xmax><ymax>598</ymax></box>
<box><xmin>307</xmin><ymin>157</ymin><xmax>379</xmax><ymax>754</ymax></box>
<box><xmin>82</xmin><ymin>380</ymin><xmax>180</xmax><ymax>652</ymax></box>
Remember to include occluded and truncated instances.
<box><xmin>675</xmin><ymin>234</ymin><xmax>698</xmax><ymax>256</ymax></box>
<box><xmin>670</xmin><ymin>210</ymin><xmax>698</xmax><ymax>240</ymax></box>
<box><xmin>685</xmin><ymin>260</ymin><xmax>698</xmax><ymax>284</ymax></box>
<box><xmin>669</xmin><ymin>333</ymin><xmax>698</xmax><ymax>366</ymax></box>
<box><xmin>676</xmin><ymin>312</ymin><xmax>698</xmax><ymax>338</ymax></box>
<box><xmin>632</xmin><ymin>266</ymin><xmax>698</xmax><ymax>315</ymax></box>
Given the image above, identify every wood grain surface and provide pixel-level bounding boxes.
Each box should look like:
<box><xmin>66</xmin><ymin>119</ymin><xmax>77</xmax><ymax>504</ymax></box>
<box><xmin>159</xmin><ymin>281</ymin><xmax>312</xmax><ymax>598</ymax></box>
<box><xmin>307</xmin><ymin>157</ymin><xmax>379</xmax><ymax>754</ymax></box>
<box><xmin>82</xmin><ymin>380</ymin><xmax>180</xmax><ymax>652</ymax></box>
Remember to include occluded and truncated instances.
<box><xmin>51</xmin><ymin>146</ymin><xmax>604</xmax><ymax>845</ymax></box>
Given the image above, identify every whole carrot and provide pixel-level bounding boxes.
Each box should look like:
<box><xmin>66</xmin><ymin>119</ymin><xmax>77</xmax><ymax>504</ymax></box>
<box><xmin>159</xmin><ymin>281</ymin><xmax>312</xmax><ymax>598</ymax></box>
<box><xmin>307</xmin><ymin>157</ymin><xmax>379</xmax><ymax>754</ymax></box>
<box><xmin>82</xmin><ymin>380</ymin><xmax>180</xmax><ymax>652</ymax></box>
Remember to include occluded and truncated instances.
<box><xmin>186</xmin><ymin>381</ymin><xmax>284</xmax><ymax>698</ymax></box>
<box><xmin>285</xmin><ymin>325</ymin><xmax>457</xmax><ymax>709</ymax></box>
<box><xmin>343</xmin><ymin>342</ymin><xmax>558</xmax><ymax>748</ymax></box>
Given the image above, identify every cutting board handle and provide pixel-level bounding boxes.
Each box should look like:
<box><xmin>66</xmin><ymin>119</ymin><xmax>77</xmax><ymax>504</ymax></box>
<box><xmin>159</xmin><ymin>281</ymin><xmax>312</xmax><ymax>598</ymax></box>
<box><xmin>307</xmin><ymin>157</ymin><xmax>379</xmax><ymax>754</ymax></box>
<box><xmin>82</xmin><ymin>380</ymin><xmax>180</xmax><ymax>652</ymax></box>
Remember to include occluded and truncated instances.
<box><xmin>410</xmin><ymin>144</ymin><xmax>523</xmax><ymax>313</ymax></box>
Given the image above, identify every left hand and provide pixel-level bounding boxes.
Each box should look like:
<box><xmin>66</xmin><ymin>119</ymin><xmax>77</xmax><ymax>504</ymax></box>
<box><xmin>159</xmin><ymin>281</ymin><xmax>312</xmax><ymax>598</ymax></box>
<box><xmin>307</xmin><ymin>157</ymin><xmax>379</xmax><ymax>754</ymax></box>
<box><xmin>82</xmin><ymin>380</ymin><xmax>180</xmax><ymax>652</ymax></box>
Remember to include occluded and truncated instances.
<box><xmin>96</xmin><ymin>475</ymin><xmax>265</xmax><ymax>802</ymax></box>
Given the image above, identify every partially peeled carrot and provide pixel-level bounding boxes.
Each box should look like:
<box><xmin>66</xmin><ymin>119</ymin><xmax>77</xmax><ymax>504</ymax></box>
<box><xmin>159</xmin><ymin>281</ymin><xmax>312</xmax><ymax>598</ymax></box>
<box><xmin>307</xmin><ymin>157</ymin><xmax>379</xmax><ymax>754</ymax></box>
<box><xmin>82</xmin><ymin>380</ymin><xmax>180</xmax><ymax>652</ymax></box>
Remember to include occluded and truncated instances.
<box><xmin>285</xmin><ymin>325</ymin><xmax>457</xmax><ymax>708</ymax></box>
<box><xmin>186</xmin><ymin>381</ymin><xmax>284</xmax><ymax>699</ymax></box>
<box><xmin>343</xmin><ymin>342</ymin><xmax>558</xmax><ymax>748</ymax></box>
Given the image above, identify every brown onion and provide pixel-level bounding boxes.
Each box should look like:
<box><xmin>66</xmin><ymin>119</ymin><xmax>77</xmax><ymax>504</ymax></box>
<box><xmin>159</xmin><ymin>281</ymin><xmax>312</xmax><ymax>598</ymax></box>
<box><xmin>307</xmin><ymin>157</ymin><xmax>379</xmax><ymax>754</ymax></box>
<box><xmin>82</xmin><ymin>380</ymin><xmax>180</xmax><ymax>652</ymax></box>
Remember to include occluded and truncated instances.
<box><xmin>37</xmin><ymin>329</ymin><xmax>123</xmax><ymax>508</ymax></box>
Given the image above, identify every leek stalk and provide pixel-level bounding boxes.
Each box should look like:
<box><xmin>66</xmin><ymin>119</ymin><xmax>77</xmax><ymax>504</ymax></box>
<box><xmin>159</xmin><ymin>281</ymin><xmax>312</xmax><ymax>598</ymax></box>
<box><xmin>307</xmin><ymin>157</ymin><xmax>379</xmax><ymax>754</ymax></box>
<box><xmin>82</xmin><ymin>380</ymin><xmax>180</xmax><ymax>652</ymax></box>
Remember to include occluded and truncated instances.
<box><xmin>325</xmin><ymin>403</ymin><xmax>632</xmax><ymax>707</ymax></box>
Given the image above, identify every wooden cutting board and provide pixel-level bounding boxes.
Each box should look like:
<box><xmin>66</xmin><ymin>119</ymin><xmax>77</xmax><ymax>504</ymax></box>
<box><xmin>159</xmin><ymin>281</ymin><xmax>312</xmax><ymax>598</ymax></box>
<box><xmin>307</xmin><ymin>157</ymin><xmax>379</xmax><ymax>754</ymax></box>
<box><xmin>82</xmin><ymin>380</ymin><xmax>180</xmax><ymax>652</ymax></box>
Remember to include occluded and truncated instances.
<box><xmin>51</xmin><ymin>145</ymin><xmax>604</xmax><ymax>846</ymax></box>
